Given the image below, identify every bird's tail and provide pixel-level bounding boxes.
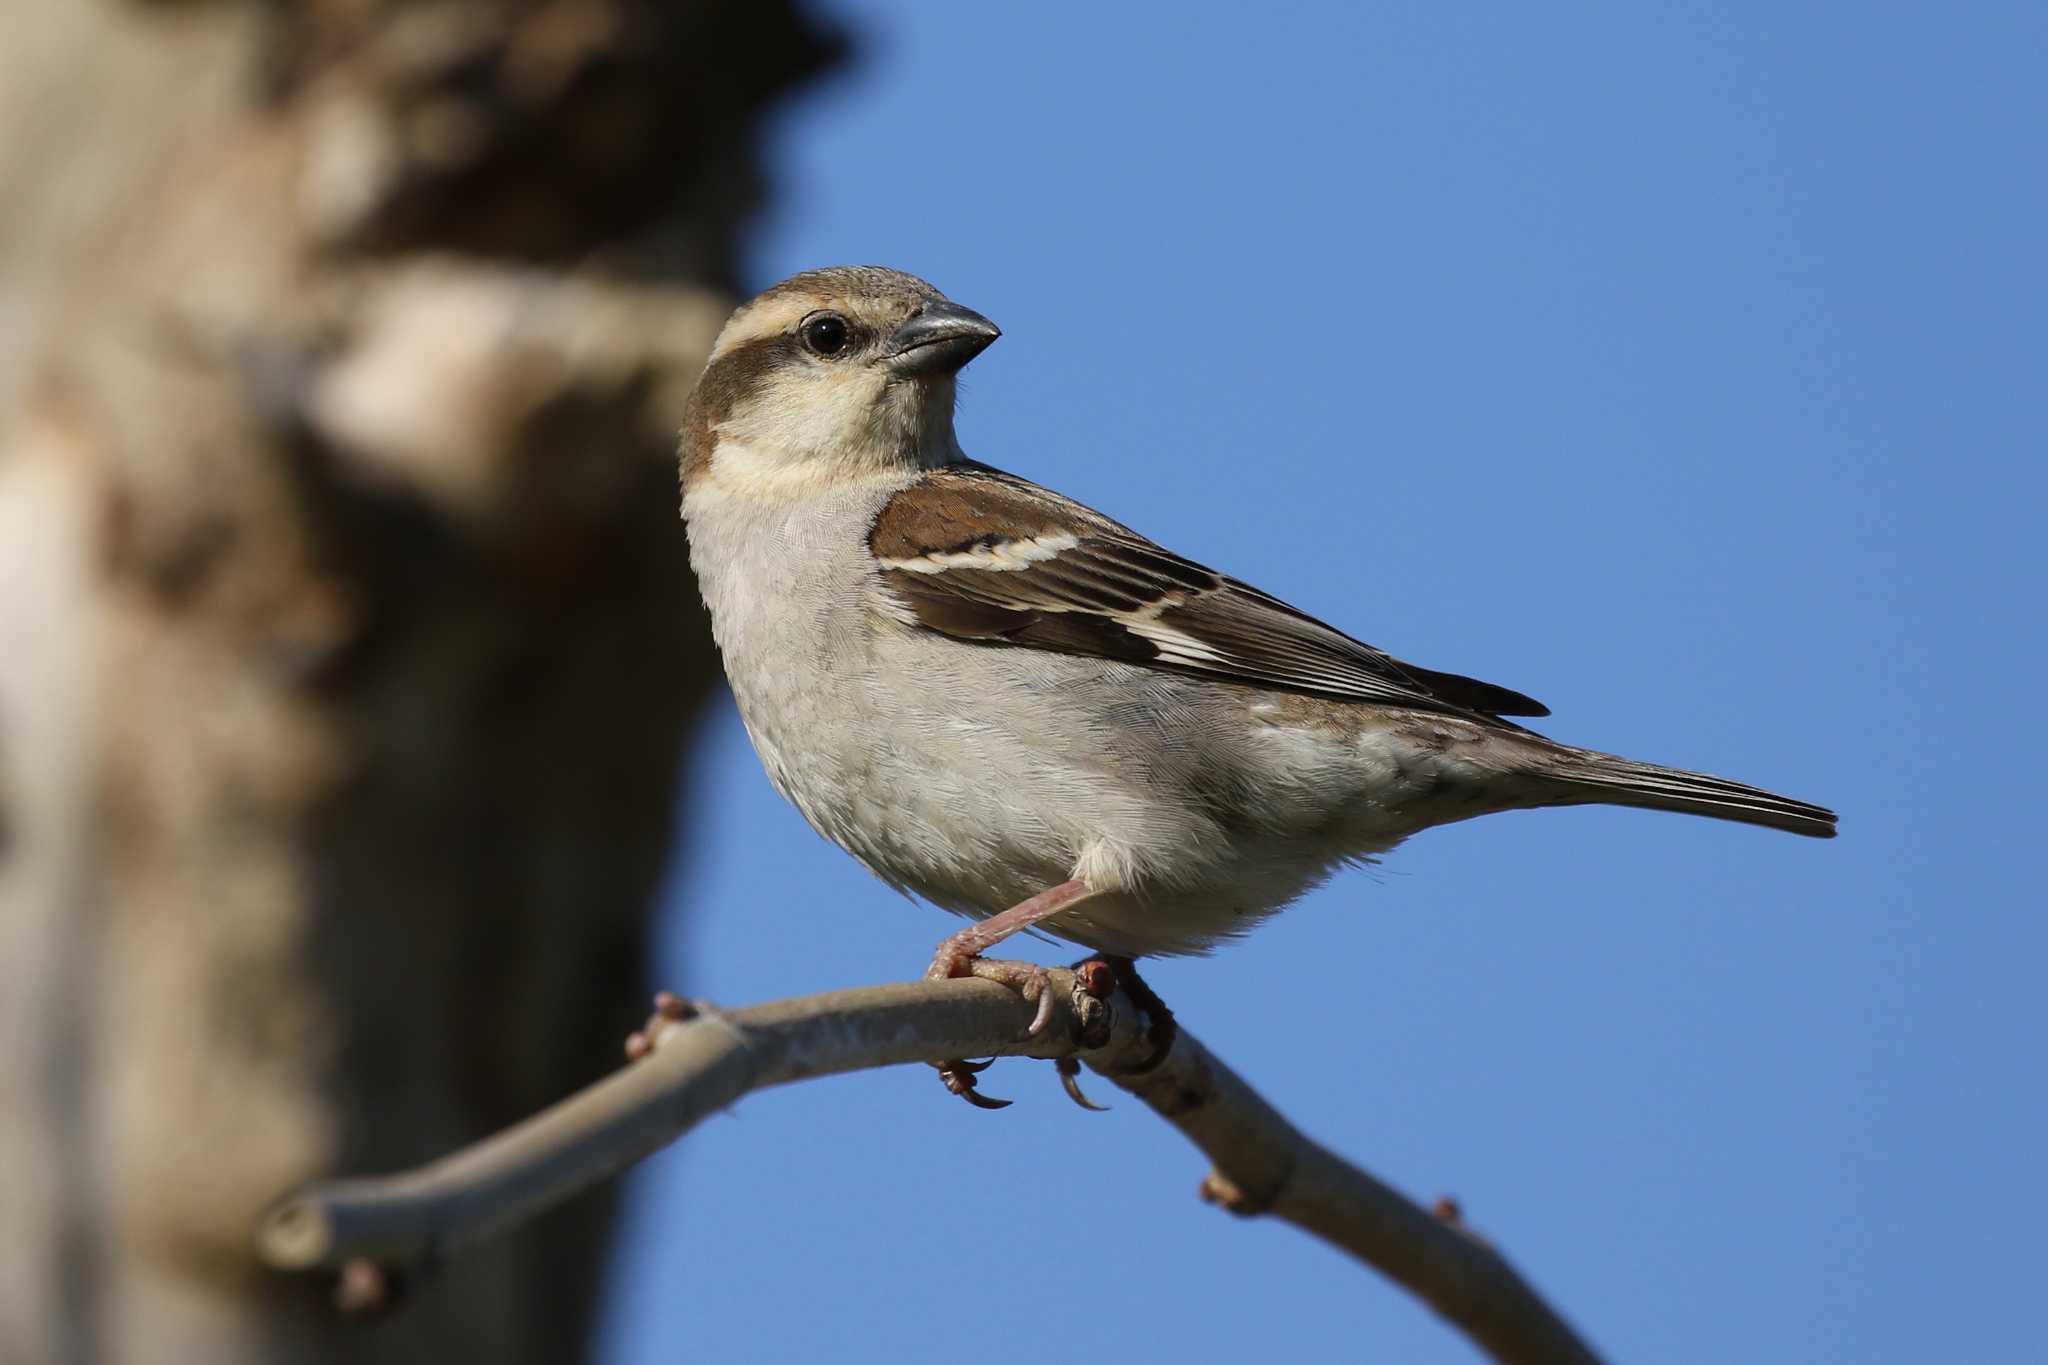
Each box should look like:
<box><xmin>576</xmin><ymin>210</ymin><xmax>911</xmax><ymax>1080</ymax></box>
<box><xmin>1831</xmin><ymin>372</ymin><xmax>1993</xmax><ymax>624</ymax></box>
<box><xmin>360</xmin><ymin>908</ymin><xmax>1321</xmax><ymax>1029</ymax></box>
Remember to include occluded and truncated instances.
<box><xmin>1527</xmin><ymin>744</ymin><xmax>1838</xmax><ymax>839</ymax></box>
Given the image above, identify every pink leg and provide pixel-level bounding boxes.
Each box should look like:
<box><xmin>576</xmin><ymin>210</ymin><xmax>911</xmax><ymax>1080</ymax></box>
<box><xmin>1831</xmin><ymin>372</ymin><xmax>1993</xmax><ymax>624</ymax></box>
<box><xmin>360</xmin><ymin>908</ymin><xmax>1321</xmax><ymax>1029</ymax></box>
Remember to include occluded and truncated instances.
<box><xmin>925</xmin><ymin>878</ymin><xmax>1096</xmax><ymax>983</ymax></box>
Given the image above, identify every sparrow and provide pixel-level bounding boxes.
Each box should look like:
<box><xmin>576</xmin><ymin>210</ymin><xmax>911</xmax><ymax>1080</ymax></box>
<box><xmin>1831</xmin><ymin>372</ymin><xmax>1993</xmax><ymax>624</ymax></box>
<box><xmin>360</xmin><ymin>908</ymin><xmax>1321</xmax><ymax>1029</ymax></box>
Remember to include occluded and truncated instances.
<box><xmin>679</xmin><ymin>266</ymin><xmax>1835</xmax><ymax>1096</ymax></box>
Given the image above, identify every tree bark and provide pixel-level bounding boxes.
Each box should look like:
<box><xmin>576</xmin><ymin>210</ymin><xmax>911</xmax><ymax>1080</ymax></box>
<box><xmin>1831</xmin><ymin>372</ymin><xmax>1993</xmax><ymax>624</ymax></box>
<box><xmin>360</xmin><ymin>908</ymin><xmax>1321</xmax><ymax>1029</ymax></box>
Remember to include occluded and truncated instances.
<box><xmin>0</xmin><ymin>2</ymin><xmax>843</xmax><ymax>1361</ymax></box>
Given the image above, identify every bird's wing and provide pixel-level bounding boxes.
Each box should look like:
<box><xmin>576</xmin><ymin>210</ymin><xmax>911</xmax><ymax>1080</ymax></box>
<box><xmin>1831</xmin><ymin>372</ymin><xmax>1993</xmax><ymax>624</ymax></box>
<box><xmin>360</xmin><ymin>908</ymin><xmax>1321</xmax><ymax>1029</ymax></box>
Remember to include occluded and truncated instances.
<box><xmin>867</xmin><ymin>462</ymin><xmax>1548</xmax><ymax>719</ymax></box>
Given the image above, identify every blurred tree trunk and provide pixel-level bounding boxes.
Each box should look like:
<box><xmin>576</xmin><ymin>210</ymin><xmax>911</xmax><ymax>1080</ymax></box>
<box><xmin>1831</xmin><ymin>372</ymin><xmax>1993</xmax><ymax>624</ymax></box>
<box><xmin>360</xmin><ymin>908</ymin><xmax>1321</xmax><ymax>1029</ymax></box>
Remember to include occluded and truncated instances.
<box><xmin>0</xmin><ymin>2</ymin><xmax>842</xmax><ymax>1361</ymax></box>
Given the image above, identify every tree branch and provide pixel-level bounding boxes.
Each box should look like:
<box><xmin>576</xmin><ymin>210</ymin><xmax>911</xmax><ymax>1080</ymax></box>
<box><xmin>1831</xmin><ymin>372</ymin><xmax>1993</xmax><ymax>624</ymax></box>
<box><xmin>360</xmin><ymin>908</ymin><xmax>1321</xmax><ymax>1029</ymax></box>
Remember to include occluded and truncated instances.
<box><xmin>258</xmin><ymin>970</ymin><xmax>1604</xmax><ymax>1365</ymax></box>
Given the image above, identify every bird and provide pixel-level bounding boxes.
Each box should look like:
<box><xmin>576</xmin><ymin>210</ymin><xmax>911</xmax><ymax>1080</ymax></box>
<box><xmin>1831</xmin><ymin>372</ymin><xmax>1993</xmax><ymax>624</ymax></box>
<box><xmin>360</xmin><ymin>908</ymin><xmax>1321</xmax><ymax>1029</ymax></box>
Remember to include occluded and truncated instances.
<box><xmin>678</xmin><ymin>265</ymin><xmax>1835</xmax><ymax>1099</ymax></box>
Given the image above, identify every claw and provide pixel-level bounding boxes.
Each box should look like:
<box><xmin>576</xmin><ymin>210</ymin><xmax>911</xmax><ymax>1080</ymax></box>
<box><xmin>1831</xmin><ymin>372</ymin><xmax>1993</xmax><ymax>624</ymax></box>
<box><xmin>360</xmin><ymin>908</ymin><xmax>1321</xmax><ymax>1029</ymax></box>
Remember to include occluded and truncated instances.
<box><xmin>1055</xmin><ymin>1056</ymin><xmax>1109</xmax><ymax>1112</ymax></box>
<box><xmin>958</xmin><ymin>1086</ymin><xmax>1013</xmax><ymax>1111</ymax></box>
<box><xmin>935</xmin><ymin>1058</ymin><xmax>1012</xmax><ymax>1109</ymax></box>
<box><xmin>1026</xmin><ymin>976</ymin><xmax>1055</xmax><ymax>1036</ymax></box>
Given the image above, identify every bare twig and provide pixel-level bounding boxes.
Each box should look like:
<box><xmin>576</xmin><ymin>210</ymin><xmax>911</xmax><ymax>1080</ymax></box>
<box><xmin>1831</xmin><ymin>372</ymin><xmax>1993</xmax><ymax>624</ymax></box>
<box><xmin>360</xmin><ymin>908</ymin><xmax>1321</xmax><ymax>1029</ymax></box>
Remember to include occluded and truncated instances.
<box><xmin>258</xmin><ymin>971</ymin><xmax>1604</xmax><ymax>1365</ymax></box>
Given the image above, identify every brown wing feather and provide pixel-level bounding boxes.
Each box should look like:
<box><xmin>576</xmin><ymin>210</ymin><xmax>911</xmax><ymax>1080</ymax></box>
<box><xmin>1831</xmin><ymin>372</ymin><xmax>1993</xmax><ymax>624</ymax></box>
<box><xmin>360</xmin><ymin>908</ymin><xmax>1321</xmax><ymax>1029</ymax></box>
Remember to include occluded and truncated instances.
<box><xmin>870</xmin><ymin>463</ymin><xmax>1549</xmax><ymax>719</ymax></box>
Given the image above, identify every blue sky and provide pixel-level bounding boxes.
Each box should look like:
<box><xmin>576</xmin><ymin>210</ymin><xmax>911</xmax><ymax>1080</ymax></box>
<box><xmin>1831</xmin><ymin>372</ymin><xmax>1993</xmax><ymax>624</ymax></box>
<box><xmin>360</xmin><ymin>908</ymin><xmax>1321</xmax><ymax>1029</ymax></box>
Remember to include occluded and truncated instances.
<box><xmin>603</xmin><ymin>5</ymin><xmax>2045</xmax><ymax>1361</ymax></box>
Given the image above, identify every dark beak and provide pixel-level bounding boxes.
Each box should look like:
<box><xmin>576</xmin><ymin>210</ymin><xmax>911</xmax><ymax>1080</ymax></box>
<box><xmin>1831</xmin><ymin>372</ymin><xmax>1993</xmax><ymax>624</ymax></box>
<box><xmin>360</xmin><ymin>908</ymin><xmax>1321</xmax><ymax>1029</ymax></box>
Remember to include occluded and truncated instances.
<box><xmin>887</xmin><ymin>300</ymin><xmax>1001</xmax><ymax>376</ymax></box>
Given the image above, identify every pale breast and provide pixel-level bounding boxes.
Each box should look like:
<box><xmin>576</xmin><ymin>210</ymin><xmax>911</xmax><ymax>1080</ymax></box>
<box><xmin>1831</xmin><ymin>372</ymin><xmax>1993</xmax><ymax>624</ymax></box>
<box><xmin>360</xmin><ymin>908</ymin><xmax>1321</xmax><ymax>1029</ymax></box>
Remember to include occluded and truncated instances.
<box><xmin>684</xmin><ymin>469</ymin><xmax>911</xmax><ymax>849</ymax></box>
<box><xmin>684</xmin><ymin>465</ymin><xmax>1437</xmax><ymax>957</ymax></box>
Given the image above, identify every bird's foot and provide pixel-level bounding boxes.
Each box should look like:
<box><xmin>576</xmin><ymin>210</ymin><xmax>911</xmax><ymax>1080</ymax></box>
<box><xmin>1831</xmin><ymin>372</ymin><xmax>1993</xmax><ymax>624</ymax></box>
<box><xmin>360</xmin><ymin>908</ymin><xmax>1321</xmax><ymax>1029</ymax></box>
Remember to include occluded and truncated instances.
<box><xmin>930</xmin><ymin>953</ymin><xmax>1058</xmax><ymax>1035</ymax></box>
<box><xmin>926</xmin><ymin>951</ymin><xmax>1058</xmax><ymax>1109</ymax></box>
<box><xmin>921</xmin><ymin>881</ymin><xmax>1105</xmax><ymax>1107</ymax></box>
<box><xmin>923</xmin><ymin>879</ymin><xmax>1097</xmax><ymax>1034</ymax></box>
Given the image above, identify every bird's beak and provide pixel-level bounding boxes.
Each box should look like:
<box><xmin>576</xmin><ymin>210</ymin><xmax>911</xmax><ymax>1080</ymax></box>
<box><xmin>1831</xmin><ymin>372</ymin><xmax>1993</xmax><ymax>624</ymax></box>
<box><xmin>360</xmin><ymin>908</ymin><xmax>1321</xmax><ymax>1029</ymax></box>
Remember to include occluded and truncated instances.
<box><xmin>887</xmin><ymin>300</ymin><xmax>1001</xmax><ymax>376</ymax></box>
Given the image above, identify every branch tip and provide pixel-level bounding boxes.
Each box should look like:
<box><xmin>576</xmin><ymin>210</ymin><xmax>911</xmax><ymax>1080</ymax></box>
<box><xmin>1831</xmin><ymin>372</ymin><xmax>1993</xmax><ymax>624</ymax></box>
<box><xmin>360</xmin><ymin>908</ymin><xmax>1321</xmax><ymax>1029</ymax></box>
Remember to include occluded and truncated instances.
<box><xmin>257</xmin><ymin>1198</ymin><xmax>334</xmax><ymax>1270</ymax></box>
<box><xmin>334</xmin><ymin>1259</ymin><xmax>400</xmax><ymax>1317</ymax></box>
<box><xmin>1198</xmin><ymin>1171</ymin><xmax>1259</xmax><ymax>1215</ymax></box>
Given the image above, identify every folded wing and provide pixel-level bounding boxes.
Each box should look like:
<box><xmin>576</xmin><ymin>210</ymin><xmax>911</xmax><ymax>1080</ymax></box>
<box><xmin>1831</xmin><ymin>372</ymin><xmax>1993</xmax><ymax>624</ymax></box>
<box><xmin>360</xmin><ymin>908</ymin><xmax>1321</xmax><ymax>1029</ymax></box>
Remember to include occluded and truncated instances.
<box><xmin>869</xmin><ymin>462</ymin><xmax>1548</xmax><ymax>720</ymax></box>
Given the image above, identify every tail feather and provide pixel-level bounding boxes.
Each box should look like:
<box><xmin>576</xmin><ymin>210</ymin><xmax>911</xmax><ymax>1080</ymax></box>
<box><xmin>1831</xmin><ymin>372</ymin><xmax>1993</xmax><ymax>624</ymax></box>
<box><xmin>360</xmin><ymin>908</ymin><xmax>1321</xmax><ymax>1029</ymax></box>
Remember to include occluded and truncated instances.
<box><xmin>1540</xmin><ymin>749</ymin><xmax>1838</xmax><ymax>839</ymax></box>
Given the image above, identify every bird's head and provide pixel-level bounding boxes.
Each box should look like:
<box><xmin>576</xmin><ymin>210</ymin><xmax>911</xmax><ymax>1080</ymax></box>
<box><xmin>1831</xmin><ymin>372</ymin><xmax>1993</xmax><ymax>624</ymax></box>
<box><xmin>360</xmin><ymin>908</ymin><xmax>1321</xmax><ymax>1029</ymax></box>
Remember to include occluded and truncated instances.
<box><xmin>681</xmin><ymin>266</ymin><xmax>1000</xmax><ymax>494</ymax></box>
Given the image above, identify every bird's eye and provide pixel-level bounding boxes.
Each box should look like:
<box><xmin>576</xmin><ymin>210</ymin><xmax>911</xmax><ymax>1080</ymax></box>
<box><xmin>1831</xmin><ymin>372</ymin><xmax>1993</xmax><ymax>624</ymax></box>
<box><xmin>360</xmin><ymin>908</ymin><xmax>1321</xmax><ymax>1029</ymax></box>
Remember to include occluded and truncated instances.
<box><xmin>801</xmin><ymin>313</ymin><xmax>852</xmax><ymax>357</ymax></box>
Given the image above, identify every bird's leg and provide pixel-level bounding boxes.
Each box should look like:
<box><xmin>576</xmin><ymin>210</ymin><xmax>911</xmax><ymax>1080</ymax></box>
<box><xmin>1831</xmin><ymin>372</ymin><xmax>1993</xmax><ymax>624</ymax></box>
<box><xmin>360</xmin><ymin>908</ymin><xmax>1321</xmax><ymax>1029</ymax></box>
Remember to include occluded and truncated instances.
<box><xmin>927</xmin><ymin>878</ymin><xmax>1098</xmax><ymax>1108</ymax></box>
<box><xmin>925</xmin><ymin>878</ymin><xmax>1097</xmax><ymax>1033</ymax></box>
